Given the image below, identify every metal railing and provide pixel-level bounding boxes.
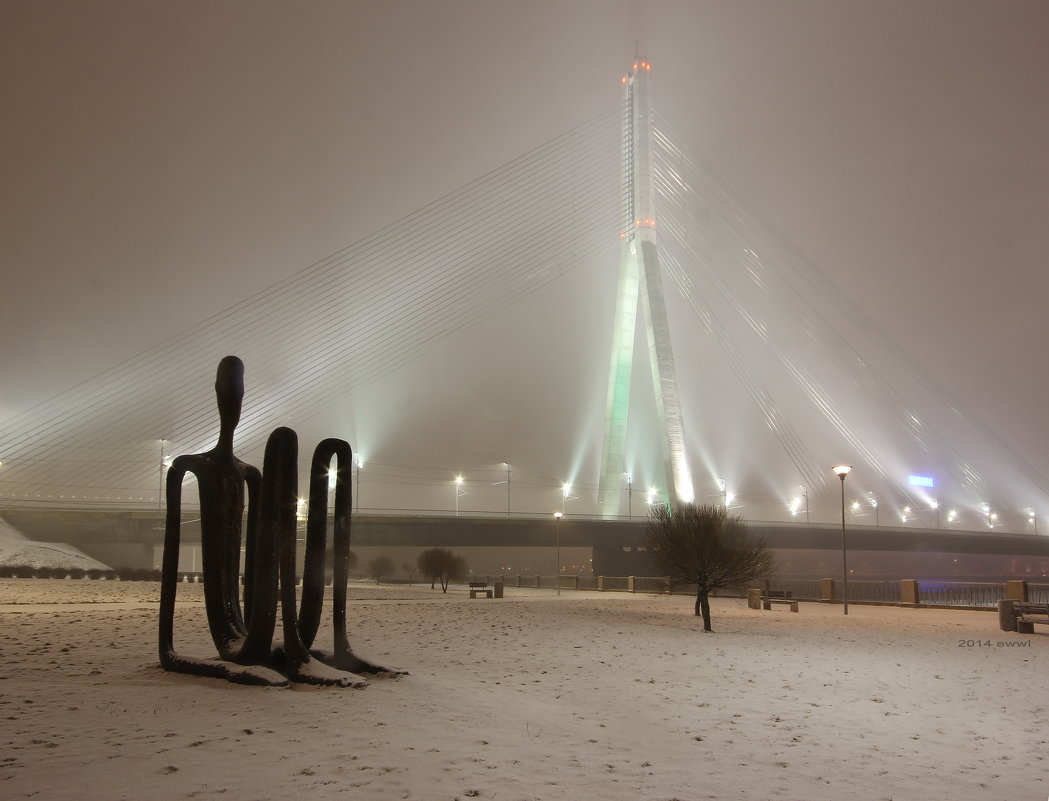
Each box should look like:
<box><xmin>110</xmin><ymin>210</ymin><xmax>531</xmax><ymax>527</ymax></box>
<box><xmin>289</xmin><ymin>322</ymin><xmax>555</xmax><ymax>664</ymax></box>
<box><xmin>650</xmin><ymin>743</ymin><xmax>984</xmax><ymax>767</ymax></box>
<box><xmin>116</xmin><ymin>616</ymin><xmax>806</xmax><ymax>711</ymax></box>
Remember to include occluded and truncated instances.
<box><xmin>466</xmin><ymin>575</ymin><xmax>1049</xmax><ymax>610</ymax></box>
<box><xmin>767</xmin><ymin>579</ymin><xmax>822</xmax><ymax>600</ymax></box>
<box><xmin>838</xmin><ymin>580</ymin><xmax>901</xmax><ymax>604</ymax></box>
<box><xmin>1029</xmin><ymin>583</ymin><xmax>1049</xmax><ymax>604</ymax></box>
<box><xmin>916</xmin><ymin>581</ymin><xmax>1005</xmax><ymax>608</ymax></box>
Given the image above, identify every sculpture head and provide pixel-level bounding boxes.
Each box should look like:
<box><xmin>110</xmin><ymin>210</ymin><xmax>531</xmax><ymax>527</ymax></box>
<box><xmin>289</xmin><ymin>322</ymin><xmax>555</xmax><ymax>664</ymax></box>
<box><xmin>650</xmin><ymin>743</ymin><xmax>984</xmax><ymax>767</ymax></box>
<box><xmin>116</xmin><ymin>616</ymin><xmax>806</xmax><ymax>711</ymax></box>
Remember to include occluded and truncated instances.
<box><xmin>215</xmin><ymin>355</ymin><xmax>245</xmax><ymax>435</ymax></box>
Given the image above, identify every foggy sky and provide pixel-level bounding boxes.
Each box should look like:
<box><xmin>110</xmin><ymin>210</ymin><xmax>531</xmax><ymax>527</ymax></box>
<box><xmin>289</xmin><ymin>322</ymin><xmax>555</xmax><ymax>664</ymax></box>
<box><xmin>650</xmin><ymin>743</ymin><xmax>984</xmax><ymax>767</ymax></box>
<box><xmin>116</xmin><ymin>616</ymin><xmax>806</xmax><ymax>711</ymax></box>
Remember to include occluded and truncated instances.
<box><xmin>2</xmin><ymin>1</ymin><xmax>1048</xmax><ymax>517</ymax></box>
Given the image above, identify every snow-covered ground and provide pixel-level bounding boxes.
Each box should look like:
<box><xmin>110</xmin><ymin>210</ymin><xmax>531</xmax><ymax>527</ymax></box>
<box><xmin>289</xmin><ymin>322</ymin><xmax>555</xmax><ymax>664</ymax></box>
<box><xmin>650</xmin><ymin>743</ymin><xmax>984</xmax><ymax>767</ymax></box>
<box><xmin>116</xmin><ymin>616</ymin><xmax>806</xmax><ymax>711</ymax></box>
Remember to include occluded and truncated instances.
<box><xmin>0</xmin><ymin>516</ymin><xmax>110</xmax><ymax>572</ymax></box>
<box><xmin>0</xmin><ymin>579</ymin><xmax>1045</xmax><ymax>800</ymax></box>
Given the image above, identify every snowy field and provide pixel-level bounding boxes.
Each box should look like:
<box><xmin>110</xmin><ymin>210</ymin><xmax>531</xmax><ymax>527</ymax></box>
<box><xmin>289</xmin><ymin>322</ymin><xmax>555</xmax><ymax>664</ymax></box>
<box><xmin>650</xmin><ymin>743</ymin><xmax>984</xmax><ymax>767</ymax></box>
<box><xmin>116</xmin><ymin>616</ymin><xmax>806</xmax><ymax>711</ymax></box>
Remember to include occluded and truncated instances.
<box><xmin>0</xmin><ymin>579</ymin><xmax>1045</xmax><ymax>801</ymax></box>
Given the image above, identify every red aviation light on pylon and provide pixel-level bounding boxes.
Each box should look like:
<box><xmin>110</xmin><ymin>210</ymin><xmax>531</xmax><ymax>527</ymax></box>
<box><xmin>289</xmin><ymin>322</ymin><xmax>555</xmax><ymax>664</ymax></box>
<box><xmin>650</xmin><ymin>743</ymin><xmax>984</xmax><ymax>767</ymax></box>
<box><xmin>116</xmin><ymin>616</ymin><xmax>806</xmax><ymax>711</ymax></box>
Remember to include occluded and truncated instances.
<box><xmin>620</xmin><ymin>75</ymin><xmax>628</xmax><ymax>85</ymax></box>
<box><xmin>635</xmin><ymin>217</ymin><xmax>656</xmax><ymax>228</ymax></box>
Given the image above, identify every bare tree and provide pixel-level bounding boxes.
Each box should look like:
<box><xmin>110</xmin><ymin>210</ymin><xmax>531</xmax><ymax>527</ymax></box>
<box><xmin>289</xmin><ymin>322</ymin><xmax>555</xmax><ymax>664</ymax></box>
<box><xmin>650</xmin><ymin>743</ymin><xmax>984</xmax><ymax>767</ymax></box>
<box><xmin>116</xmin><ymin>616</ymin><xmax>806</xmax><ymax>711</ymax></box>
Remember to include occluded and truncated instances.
<box><xmin>644</xmin><ymin>503</ymin><xmax>775</xmax><ymax>632</ymax></box>
<box><xmin>367</xmin><ymin>555</ymin><xmax>395</xmax><ymax>584</ymax></box>
<box><xmin>417</xmin><ymin>547</ymin><xmax>469</xmax><ymax>593</ymax></box>
<box><xmin>401</xmin><ymin>563</ymin><xmax>416</xmax><ymax>585</ymax></box>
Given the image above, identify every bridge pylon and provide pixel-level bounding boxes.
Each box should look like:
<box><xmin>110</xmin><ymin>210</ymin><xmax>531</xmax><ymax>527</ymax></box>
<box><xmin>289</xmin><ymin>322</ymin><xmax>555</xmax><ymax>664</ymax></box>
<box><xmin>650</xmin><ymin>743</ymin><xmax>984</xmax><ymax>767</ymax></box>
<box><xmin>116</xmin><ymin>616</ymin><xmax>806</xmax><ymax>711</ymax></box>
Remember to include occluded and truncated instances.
<box><xmin>598</xmin><ymin>59</ymin><xmax>694</xmax><ymax>517</ymax></box>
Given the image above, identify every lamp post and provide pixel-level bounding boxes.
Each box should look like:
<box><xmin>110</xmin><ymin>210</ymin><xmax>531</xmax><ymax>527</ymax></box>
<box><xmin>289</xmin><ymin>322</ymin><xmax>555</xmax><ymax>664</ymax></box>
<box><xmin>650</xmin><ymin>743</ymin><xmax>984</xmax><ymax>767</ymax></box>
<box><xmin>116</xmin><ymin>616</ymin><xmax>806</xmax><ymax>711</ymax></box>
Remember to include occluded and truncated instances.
<box><xmin>505</xmin><ymin>463</ymin><xmax>511</xmax><ymax>518</ymax></box>
<box><xmin>553</xmin><ymin>512</ymin><xmax>563</xmax><ymax>595</ymax></box>
<box><xmin>158</xmin><ymin>440</ymin><xmax>166</xmax><ymax>511</ymax></box>
<box><xmin>454</xmin><ymin>475</ymin><xmax>464</xmax><ymax>517</ymax></box>
<box><xmin>354</xmin><ymin>456</ymin><xmax>363</xmax><ymax>514</ymax></box>
<box><xmin>561</xmin><ymin>483</ymin><xmax>573</xmax><ymax>516</ymax></box>
<box><xmin>626</xmin><ymin>473</ymin><xmax>632</xmax><ymax>519</ymax></box>
<box><xmin>833</xmin><ymin>465</ymin><xmax>852</xmax><ymax>615</ymax></box>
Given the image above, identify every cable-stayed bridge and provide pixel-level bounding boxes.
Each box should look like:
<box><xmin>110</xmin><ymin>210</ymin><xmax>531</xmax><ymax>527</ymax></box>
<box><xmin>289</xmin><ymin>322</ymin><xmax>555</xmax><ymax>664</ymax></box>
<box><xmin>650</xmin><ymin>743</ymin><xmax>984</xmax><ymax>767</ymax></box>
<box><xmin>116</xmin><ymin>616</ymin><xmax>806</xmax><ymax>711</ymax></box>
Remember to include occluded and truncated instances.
<box><xmin>2</xmin><ymin>60</ymin><xmax>1047</xmax><ymax>537</ymax></box>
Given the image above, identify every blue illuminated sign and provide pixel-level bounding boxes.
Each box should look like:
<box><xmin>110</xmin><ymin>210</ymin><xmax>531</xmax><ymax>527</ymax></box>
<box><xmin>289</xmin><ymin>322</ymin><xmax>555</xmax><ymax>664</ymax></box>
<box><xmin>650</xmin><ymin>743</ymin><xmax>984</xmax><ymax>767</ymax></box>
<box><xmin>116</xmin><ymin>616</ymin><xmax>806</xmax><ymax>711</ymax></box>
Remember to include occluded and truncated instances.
<box><xmin>908</xmin><ymin>474</ymin><xmax>935</xmax><ymax>488</ymax></box>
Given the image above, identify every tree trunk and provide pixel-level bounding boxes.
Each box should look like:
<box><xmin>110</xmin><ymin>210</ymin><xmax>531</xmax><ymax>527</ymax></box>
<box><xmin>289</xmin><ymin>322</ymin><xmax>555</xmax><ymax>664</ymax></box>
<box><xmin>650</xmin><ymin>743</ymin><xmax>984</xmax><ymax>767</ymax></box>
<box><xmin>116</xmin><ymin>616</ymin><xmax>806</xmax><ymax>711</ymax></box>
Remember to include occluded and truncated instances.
<box><xmin>695</xmin><ymin>588</ymin><xmax>713</xmax><ymax>632</ymax></box>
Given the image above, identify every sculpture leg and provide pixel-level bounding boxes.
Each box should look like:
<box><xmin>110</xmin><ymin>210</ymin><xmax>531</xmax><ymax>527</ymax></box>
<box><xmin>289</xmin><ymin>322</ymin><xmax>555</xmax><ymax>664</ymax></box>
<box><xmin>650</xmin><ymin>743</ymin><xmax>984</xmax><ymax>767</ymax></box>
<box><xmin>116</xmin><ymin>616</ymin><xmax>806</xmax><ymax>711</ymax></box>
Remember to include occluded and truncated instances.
<box><xmin>159</xmin><ymin>460</ymin><xmax>286</xmax><ymax>687</ymax></box>
<box><xmin>321</xmin><ymin>439</ymin><xmax>406</xmax><ymax>676</ymax></box>
<box><xmin>264</xmin><ymin>428</ymin><xmax>367</xmax><ymax>687</ymax></box>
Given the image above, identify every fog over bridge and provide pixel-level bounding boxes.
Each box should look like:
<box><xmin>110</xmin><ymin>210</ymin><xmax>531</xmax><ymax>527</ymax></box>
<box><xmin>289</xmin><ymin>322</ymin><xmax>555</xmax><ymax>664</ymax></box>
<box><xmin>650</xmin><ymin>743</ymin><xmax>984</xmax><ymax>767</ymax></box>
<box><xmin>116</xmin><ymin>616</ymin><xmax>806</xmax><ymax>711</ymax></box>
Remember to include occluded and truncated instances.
<box><xmin>2</xmin><ymin>58</ymin><xmax>1048</xmax><ymax>564</ymax></box>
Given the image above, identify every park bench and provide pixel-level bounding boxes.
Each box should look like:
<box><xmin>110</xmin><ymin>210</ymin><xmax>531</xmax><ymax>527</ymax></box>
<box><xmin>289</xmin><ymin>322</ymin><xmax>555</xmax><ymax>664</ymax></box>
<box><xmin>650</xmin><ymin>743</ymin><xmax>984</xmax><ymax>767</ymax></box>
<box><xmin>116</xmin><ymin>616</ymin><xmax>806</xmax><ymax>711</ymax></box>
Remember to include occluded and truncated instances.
<box><xmin>762</xmin><ymin>590</ymin><xmax>799</xmax><ymax>613</ymax></box>
<box><xmin>998</xmin><ymin>600</ymin><xmax>1049</xmax><ymax>634</ymax></box>
<box><xmin>469</xmin><ymin>581</ymin><xmax>493</xmax><ymax>599</ymax></box>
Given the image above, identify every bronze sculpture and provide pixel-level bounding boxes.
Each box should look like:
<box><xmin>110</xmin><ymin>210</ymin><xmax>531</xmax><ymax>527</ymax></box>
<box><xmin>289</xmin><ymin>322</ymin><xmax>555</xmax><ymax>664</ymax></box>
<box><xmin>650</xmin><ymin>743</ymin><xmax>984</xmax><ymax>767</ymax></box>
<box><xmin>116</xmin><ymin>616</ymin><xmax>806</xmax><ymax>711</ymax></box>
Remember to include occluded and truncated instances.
<box><xmin>158</xmin><ymin>356</ymin><xmax>401</xmax><ymax>686</ymax></box>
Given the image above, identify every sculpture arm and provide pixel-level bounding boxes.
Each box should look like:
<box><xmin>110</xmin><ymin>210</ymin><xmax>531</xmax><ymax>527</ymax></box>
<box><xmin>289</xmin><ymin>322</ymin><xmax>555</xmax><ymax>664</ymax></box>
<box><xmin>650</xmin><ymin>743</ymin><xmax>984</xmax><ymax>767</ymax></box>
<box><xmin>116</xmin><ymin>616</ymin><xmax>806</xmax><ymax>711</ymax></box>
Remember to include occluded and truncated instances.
<box><xmin>158</xmin><ymin>457</ymin><xmax>193</xmax><ymax>667</ymax></box>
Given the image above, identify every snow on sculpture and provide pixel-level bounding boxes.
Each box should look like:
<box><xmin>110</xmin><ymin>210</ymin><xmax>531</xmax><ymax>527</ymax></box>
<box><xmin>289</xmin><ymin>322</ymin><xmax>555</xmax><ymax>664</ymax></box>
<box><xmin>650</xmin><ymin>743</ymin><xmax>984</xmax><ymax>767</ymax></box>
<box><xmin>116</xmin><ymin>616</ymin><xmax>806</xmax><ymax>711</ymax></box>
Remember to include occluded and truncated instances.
<box><xmin>158</xmin><ymin>356</ymin><xmax>402</xmax><ymax>686</ymax></box>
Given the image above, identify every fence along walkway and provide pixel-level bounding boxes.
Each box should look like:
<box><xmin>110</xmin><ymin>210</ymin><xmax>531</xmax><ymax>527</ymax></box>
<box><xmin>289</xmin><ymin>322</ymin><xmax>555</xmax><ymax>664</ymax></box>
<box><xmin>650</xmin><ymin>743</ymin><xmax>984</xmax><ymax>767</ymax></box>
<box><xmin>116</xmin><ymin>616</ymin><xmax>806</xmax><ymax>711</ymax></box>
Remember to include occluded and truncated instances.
<box><xmin>478</xmin><ymin>575</ymin><xmax>1049</xmax><ymax>610</ymax></box>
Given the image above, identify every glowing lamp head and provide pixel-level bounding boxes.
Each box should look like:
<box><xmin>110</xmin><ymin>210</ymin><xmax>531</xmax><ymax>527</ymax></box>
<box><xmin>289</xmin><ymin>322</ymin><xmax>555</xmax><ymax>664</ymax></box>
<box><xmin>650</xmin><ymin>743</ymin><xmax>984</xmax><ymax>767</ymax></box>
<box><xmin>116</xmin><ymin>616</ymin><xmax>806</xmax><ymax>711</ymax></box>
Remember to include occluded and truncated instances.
<box><xmin>553</xmin><ymin>512</ymin><xmax>563</xmax><ymax>520</ymax></box>
<box><xmin>455</xmin><ymin>475</ymin><xmax>464</xmax><ymax>486</ymax></box>
<box><xmin>832</xmin><ymin>465</ymin><xmax>852</xmax><ymax>479</ymax></box>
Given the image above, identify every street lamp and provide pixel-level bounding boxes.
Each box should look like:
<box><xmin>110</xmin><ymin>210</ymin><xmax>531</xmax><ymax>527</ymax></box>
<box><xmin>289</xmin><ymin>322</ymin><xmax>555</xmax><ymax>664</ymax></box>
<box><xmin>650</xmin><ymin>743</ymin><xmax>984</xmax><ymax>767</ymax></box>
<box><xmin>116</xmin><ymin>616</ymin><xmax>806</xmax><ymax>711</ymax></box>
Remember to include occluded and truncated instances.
<box><xmin>504</xmin><ymin>463</ymin><xmax>511</xmax><ymax>518</ymax></box>
<box><xmin>354</xmin><ymin>456</ymin><xmax>363</xmax><ymax>514</ymax></box>
<box><xmin>625</xmin><ymin>473</ymin><xmax>633</xmax><ymax>519</ymax></box>
<box><xmin>454</xmin><ymin>475</ymin><xmax>465</xmax><ymax>517</ymax></box>
<box><xmin>158</xmin><ymin>439</ymin><xmax>167</xmax><ymax>511</ymax></box>
<box><xmin>833</xmin><ymin>464</ymin><xmax>852</xmax><ymax>615</ymax></box>
<box><xmin>561</xmin><ymin>483</ymin><xmax>573</xmax><ymax>516</ymax></box>
<box><xmin>553</xmin><ymin>512</ymin><xmax>563</xmax><ymax>596</ymax></box>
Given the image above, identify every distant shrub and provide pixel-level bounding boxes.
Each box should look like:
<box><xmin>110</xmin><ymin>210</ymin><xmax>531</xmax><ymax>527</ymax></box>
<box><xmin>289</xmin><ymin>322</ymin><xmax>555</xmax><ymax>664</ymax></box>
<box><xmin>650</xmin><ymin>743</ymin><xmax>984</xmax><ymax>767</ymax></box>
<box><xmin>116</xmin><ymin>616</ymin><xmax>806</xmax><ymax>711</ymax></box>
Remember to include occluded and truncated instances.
<box><xmin>12</xmin><ymin>565</ymin><xmax>35</xmax><ymax>579</ymax></box>
<box><xmin>86</xmin><ymin>569</ymin><xmax>104</xmax><ymax>580</ymax></box>
<box><xmin>68</xmin><ymin>568</ymin><xmax>86</xmax><ymax>580</ymax></box>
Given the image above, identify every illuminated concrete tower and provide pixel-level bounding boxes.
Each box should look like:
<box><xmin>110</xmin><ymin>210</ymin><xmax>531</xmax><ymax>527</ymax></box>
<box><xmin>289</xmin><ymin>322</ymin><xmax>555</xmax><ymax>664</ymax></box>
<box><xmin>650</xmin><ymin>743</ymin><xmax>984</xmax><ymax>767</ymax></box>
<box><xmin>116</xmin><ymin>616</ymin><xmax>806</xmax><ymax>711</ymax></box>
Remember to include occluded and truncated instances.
<box><xmin>598</xmin><ymin>59</ymin><xmax>693</xmax><ymax>515</ymax></box>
